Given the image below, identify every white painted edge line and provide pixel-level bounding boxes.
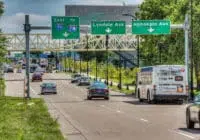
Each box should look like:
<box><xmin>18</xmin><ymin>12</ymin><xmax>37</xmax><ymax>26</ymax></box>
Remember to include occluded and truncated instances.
<box><xmin>116</xmin><ymin>110</ymin><xmax>122</xmax><ymax>113</ymax></box>
<box><xmin>169</xmin><ymin>130</ymin><xmax>195</xmax><ymax>139</ymax></box>
<box><xmin>140</xmin><ymin>118</ymin><xmax>149</xmax><ymax>122</ymax></box>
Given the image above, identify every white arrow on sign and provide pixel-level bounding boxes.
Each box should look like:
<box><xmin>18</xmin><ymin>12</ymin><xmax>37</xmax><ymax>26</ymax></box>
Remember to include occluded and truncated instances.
<box><xmin>147</xmin><ymin>27</ymin><xmax>155</xmax><ymax>33</ymax></box>
<box><xmin>63</xmin><ymin>32</ymin><xmax>69</xmax><ymax>37</ymax></box>
<box><xmin>105</xmin><ymin>28</ymin><xmax>112</xmax><ymax>33</ymax></box>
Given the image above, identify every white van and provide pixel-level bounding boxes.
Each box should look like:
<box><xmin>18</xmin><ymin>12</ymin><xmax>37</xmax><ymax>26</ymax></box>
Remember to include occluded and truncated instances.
<box><xmin>136</xmin><ymin>65</ymin><xmax>188</xmax><ymax>103</ymax></box>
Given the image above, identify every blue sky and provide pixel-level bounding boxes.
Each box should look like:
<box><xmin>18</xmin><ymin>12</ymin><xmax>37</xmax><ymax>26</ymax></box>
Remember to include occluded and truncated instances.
<box><xmin>0</xmin><ymin>0</ymin><xmax>143</xmax><ymax>33</ymax></box>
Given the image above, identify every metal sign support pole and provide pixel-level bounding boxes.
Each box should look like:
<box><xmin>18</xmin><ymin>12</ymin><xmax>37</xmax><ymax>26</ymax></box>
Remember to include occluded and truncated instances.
<box><xmin>184</xmin><ymin>14</ymin><xmax>190</xmax><ymax>99</ymax></box>
<box><xmin>24</xmin><ymin>15</ymin><xmax>31</xmax><ymax>99</ymax></box>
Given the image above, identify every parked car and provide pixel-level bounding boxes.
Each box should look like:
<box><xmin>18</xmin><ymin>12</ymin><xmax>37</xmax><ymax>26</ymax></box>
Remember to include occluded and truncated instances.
<box><xmin>32</xmin><ymin>72</ymin><xmax>42</xmax><ymax>82</ymax></box>
<box><xmin>71</xmin><ymin>73</ymin><xmax>82</xmax><ymax>83</ymax></box>
<box><xmin>87</xmin><ymin>81</ymin><xmax>109</xmax><ymax>100</ymax></box>
<box><xmin>186</xmin><ymin>94</ymin><xmax>200</xmax><ymax>129</ymax></box>
<box><xmin>40</xmin><ymin>82</ymin><xmax>57</xmax><ymax>94</ymax></box>
<box><xmin>77</xmin><ymin>76</ymin><xmax>90</xmax><ymax>86</ymax></box>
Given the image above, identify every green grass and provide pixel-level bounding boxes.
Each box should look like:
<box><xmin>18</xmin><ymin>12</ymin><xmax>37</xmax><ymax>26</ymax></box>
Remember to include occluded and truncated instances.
<box><xmin>0</xmin><ymin>96</ymin><xmax>64</xmax><ymax>140</ymax></box>
<box><xmin>108</xmin><ymin>85</ymin><xmax>135</xmax><ymax>95</ymax></box>
<box><xmin>194</xmin><ymin>90</ymin><xmax>200</xmax><ymax>96</ymax></box>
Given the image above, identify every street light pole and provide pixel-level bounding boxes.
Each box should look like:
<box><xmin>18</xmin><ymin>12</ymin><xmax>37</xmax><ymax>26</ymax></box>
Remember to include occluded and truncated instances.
<box><xmin>190</xmin><ymin>0</ymin><xmax>194</xmax><ymax>100</ymax></box>
<box><xmin>106</xmin><ymin>35</ymin><xmax>109</xmax><ymax>85</ymax></box>
<box><xmin>86</xmin><ymin>34</ymin><xmax>89</xmax><ymax>77</ymax></box>
<box><xmin>24</xmin><ymin>15</ymin><xmax>31</xmax><ymax>99</ymax></box>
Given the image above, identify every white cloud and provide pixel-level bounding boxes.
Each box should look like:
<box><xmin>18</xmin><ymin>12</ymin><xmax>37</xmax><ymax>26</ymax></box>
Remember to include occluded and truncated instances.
<box><xmin>0</xmin><ymin>13</ymin><xmax>51</xmax><ymax>33</ymax></box>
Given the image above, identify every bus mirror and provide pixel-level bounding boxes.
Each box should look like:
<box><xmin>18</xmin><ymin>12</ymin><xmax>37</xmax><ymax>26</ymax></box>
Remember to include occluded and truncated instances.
<box><xmin>139</xmin><ymin>81</ymin><xmax>142</xmax><ymax>85</ymax></box>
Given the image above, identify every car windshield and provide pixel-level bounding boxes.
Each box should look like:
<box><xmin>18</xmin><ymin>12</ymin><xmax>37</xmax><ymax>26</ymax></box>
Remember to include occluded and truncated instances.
<box><xmin>43</xmin><ymin>83</ymin><xmax>55</xmax><ymax>87</ymax></box>
<box><xmin>81</xmin><ymin>77</ymin><xmax>89</xmax><ymax>80</ymax></box>
<box><xmin>90</xmin><ymin>82</ymin><xmax>107</xmax><ymax>89</ymax></box>
<box><xmin>194</xmin><ymin>95</ymin><xmax>200</xmax><ymax>103</ymax></box>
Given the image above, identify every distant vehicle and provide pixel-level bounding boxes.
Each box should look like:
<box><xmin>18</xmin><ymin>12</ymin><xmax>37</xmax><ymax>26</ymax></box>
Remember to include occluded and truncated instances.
<box><xmin>77</xmin><ymin>76</ymin><xmax>90</xmax><ymax>86</ymax></box>
<box><xmin>71</xmin><ymin>73</ymin><xmax>82</xmax><ymax>83</ymax></box>
<box><xmin>40</xmin><ymin>82</ymin><xmax>57</xmax><ymax>94</ymax></box>
<box><xmin>87</xmin><ymin>81</ymin><xmax>109</xmax><ymax>100</ymax></box>
<box><xmin>186</xmin><ymin>94</ymin><xmax>200</xmax><ymax>129</ymax></box>
<box><xmin>136</xmin><ymin>65</ymin><xmax>188</xmax><ymax>104</ymax></box>
<box><xmin>32</xmin><ymin>72</ymin><xmax>42</xmax><ymax>82</ymax></box>
<box><xmin>17</xmin><ymin>69</ymin><xmax>22</xmax><ymax>73</ymax></box>
<box><xmin>30</xmin><ymin>64</ymin><xmax>39</xmax><ymax>73</ymax></box>
<box><xmin>40</xmin><ymin>58</ymin><xmax>48</xmax><ymax>68</ymax></box>
<box><xmin>35</xmin><ymin>67</ymin><xmax>46</xmax><ymax>75</ymax></box>
<box><xmin>22</xmin><ymin>63</ymin><xmax>26</xmax><ymax>69</ymax></box>
<box><xmin>5</xmin><ymin>65</ymin><xmax>14</xmax><ymax>73</ymax></box>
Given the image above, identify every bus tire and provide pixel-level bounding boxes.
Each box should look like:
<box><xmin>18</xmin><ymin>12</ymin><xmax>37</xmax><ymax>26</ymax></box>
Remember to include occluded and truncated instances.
<box><xmin>147</xmin><ymin>91</ymin><xmax>152</xmax><ymax>104</ymax></box>
<box><xmin>138</xmin><ymin>90</ymin><xmax>143</xmax><ymax>102</ymax></box>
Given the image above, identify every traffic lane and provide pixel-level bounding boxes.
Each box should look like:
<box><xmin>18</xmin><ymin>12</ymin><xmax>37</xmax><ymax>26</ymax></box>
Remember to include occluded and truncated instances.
<box><xmin>29</xmin><ymin>77</ymin><xmax>198</xmax><ymax>139</ymax></box>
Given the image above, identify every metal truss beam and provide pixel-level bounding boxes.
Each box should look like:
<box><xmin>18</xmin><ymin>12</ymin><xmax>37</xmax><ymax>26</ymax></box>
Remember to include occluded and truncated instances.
<box><xmin>1</xmin><ymin>33</ymin><xmax>137</xmax><ymax>52</ymax></box>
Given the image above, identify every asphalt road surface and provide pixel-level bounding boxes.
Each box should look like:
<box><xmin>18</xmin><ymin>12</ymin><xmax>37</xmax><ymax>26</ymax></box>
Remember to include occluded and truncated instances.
<box><xmin>5</xmin><ymin>72</ymin><xmax>200</xmax><ymax>140</ymax></box>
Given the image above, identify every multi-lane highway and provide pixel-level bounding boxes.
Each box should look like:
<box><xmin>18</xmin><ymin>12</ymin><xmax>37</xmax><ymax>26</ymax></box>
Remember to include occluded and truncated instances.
<box><xmin>5</xmin><ymin>72</ymin><xmax>200</xmax><ymax>140</ymax></box>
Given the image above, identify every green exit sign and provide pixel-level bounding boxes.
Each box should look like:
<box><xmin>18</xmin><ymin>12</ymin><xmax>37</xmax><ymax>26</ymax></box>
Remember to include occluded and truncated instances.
<box><xmin>51</xmin><ymin>16</ymin><xmax>80</xmax><ymax>39</ymax></box>
<box><xmin>91</xmin><ymin>21</ymin><xmax>126</xmax><ymax>35</ymax></box>
<box><xmin>132</xmin><ymin>20</ymin><xmax>171</xmax><ymax>35</ymax></box>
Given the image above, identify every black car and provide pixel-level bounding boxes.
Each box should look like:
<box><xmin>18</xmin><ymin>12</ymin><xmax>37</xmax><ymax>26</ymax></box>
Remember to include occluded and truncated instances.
<box><xmin>87</xmin><ymin>81</ymin><xmax>109</xmax><ymax>100</ymax></box>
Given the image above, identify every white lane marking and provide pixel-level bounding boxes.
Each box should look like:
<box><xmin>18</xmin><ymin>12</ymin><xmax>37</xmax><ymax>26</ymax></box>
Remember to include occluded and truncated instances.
<box><xmin>169</xmin><ymin>130</ymin><xmax>195</xmax><ymax>139</ymax></box>
<box><xmin>140</xmin><ymin>118</ymin><xmax>149</xmax><ymax>122</ymax></box>
<box><xmin>100</xmin><ymin>105</ymin><xmax>105</xmax><ymax>107</ymax></box>
<box><xmin>116</xmin><ymin>110</ymin><xmax>122</xmax><ymax>113</ymax></box>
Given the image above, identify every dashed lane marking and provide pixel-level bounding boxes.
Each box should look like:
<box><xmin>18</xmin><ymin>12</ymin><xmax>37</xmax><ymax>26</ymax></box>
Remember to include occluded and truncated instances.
<box><xmin>169</xmin><ymin>129</ymin><xmax>195</xmax><ymax>139</ymax></box>
<box><xmin>140</xmin><ymin>118</ymin><xmax>149</xmax><ymax>122</ymax></box>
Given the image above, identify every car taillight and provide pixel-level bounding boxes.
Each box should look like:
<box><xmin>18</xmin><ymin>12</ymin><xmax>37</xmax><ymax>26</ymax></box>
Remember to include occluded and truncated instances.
<box><xmin>153</xmin><ymin>85</ymin><xmax>156</xmax><ymax>90</ymax></box>
<box><xmin>104</xmin><ymin>89</ymin><xmax>109</xmax><ymax>93</ymax></box>
<box><xmin>90</xmin><ymin>89</ymin><xmax>95</xmax><ymax>93</ymax></box>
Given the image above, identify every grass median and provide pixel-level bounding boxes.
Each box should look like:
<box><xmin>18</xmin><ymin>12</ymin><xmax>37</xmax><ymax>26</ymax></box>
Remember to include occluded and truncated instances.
<box><xmin>0</xmin><ymin>96</ymin><xmax>64</xmax><ymax>140</ymax></box>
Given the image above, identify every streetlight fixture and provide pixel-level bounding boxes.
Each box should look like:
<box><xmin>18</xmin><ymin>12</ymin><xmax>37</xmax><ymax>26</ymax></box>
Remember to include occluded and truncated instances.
<box><xmin>122</xmin><ymin>13</ymin><xmax>140</xmax><ymax>67</ymax></box>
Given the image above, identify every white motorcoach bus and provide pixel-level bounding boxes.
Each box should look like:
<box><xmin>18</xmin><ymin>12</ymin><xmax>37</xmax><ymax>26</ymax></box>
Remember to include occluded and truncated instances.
<box><xmin>136</xmin><ymin>65</ymin><xmax>188</xmax><ymax>103</ymax></box>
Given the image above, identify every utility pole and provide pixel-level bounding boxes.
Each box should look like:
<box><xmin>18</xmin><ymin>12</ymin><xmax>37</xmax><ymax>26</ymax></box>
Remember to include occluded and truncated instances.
<box><xmin>24</xmin><ymin>15</ymin><xmax>31</xmax><ymax>99</ymax></box>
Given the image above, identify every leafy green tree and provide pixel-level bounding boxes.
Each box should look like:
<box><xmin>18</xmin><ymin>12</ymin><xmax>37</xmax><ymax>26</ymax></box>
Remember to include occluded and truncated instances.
<box><xmin>138</xmin><ymin>0</ymin><xmax>200</xmax><ymax>89</ymax></box>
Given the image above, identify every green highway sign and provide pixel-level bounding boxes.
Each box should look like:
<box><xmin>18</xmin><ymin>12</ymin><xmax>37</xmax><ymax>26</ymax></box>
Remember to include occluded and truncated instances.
<box><xmin>14</xmin><ymin>53</ymin><xmax>23</xmax><ymax>58</ymax></box>
<box><xmin>51</xmin><ymin>16</ymin><xmax>80</xmax><ymax>39</ymax></box>
<box><xmin>132</xmin><ymin>20</ymin><xmax>171</xmax><ymax>35</ymax></box>
<box><xmin>91</xmin><ymin>21</ymin><xmax>126</xmax><ymax>35</ymax></box>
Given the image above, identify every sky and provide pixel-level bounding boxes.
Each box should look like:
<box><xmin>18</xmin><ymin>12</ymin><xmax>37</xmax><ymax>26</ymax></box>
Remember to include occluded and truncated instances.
<box><xmin>0</xmin><ymin>0</ymin><xmax>143</xmax><ymax>33</ymax></box>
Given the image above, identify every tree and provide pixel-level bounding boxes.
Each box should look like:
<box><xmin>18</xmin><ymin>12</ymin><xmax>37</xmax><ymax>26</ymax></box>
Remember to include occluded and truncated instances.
<box><xmin>138</xmin><ymin>0</ymin><xmax>200</xmax><ymax>90</ymax></box>
<box><xmin>0</xmin><ymin>1</ymin><xmax>7</xmax><ymax>65</ymax></box>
